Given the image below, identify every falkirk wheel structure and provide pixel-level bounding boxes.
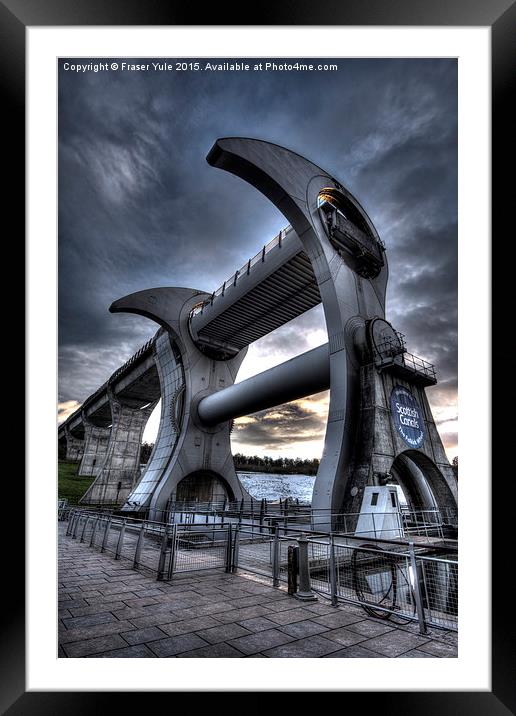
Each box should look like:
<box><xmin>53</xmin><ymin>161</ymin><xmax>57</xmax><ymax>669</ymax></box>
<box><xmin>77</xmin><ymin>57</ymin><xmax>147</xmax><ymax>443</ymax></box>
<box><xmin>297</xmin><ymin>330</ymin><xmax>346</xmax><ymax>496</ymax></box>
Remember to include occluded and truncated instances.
<box><xmin>58</xmin><ymin>138</ymin><xmax>458</xmax><ymax>525</ymax></box>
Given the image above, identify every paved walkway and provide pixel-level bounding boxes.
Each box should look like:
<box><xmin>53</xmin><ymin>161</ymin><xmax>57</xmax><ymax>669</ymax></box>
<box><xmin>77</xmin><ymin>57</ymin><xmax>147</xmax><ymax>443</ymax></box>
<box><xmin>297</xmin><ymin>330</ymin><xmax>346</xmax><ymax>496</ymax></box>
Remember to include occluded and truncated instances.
<box><xmin>58</xmin><ymin>523</ymin><xmax>457</xmax><ymax>658</ymax></box>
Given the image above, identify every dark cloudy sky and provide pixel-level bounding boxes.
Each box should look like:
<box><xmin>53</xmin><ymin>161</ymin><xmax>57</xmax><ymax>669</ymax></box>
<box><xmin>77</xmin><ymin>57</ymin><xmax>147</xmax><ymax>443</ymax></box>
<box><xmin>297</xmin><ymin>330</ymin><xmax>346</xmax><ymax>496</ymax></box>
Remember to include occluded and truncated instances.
<box><xmin>58</xmin><ymin>58</ymin><xmax>458</xmax><ymax>459</ymax></box>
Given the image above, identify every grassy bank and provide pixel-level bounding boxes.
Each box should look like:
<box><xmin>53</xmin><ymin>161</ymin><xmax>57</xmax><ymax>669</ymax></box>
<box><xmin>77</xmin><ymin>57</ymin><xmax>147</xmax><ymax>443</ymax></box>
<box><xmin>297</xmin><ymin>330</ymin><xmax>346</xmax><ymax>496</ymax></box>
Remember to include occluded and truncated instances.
<box><xmin>58</xmin><ymin>460</ymin><xmax>94</xmax><ymax>504</ymax></box>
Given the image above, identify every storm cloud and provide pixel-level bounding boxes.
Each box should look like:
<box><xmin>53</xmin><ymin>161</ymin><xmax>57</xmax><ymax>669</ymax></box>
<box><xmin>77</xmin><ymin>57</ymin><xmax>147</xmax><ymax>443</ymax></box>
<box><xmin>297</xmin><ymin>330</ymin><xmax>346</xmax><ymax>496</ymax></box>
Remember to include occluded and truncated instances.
<box><xmin>58</xmin><ymin>58</ymin><xmax>458</xmax><ymax>459</ymax></box>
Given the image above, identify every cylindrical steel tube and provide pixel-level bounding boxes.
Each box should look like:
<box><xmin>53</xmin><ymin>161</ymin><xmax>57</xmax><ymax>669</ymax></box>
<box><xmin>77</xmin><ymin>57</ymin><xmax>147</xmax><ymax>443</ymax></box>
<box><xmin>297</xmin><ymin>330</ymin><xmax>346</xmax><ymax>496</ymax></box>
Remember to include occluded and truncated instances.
<box><xmin>197</xmin><ymin>343</ymin><xmax>330</xmax><ymax>426</ymax></box>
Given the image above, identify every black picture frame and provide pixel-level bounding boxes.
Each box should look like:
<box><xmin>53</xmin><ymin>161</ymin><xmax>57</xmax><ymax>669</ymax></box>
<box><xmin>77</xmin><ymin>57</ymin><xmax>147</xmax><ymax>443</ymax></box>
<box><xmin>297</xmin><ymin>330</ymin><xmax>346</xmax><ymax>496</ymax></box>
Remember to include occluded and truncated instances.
<box><xmin>6</xmin><ymin>0</ymin><xmax>512</xmax><ymax>711</ymax></box>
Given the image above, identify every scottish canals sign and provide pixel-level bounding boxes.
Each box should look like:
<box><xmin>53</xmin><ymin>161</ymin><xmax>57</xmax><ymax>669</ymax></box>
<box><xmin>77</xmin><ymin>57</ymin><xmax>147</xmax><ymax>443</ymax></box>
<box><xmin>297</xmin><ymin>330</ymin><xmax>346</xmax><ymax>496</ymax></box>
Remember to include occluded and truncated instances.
<box><xmin>390</xmin><ymin>386</ymin><xmax>425</xmax><ymax>448</ymax></box>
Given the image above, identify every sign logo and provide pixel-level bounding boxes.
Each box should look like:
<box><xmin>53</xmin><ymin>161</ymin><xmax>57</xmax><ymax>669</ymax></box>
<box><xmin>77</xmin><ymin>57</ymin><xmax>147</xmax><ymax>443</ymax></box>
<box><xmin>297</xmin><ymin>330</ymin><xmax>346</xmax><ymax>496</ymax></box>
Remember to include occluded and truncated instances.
<box><xmin>390</xmin><ymin>386</ymin><xmax>425</xmax><ymax>448</ymax></box>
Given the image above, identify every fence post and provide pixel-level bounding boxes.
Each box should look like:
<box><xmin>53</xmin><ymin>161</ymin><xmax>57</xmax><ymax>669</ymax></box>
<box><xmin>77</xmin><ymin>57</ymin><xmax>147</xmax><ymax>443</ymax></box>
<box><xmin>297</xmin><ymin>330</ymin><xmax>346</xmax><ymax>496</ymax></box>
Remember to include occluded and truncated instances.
<box><xmin>72</xmin><ymin>513</ymin><xmax>82</xmax><ymax>539</ymax></box>
<box><xmin>115</xmin><ymin>519</ymin><xmax>126</xmax><ymax>560</ymax></box>
<box><xmin>272</xmin><ymin>524</ymin><xmax>280</xmax><ymax>587</ymax></box>
<box><xmin>232</xmin><ymin>525</ymin><xmax>240</xmax><ymax>573</ymax></box>
<box><xmin>329</xmin><ymin>534</ymin><xmax>339</xmax><ymax>607</ymax></box>
<box><xmin>65</xmin><ymin>511</ymin><xmax>71</xmax><ymax>535</ymax></box>
<box><xmin>294</xmin><ymin>535</ymin><xmax>317</xmax><ymax>602</ymax></box>
<box><xmin>133</xmin><ymin>522</ymin><xmax>145</xmax><ymax>569</ymax></box>
<box><xmin>157</xmin><ymin>525</ymin><xmax>170</xmax><ymax>580</ymax></box>
<box><xmin>408</xmin><ymin>540</ymin><xmax>427</xmax><ymax>634</ymax></box>
<box><xmin>287</xmin><ymin>544</ymin><xmax>298</xmax><ymax>595</ymax></box>
<box><xmin>80</xmin><ymin>516</ymin><xmax>90</xmax><ymax>543</ymax></box>
<box><xmin>225</xmin><ymin>524</ymin><xmax>233</xmax><ymax>573</ymax></box>
<box><xmin>166</xmin><ymin>524</ymin><xmax>177</xmax><ymax>580</ymax></box>
<box><xmin>101</xmin><ymin>516</ymin><xmax>111</xmax><ymax>553</ymax></box>
<box><xmin>89</xmin><ymin>516</ymin><xmax>100</xmax><ymax>547</ymax></box>
<box><xmin>66</xmin><ymin>510</ymin><xmax>75</xmax><ymax>536</ymax></box>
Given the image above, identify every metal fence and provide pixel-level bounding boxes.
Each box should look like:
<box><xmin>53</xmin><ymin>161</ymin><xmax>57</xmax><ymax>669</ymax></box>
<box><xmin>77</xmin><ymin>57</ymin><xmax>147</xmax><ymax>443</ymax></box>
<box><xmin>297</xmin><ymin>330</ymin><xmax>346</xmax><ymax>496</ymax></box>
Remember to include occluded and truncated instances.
<box><xmin>64</xmin><ymin>509</ymin><xmax>457</xmax><ymax>632</ymax></box>
<box><xmin>66</xmin><ymin>509</ymin><xmax>236</xmax><ymax>580</ymax></box>
<box><xmin>158</xmin><ymin>501</ymin><xmax>457</xmax><ymax>543</ymax></box>
<box><xmin>306</xmin><ymin>535</ymin><xmax>458</xmax><ymax>632</ymax></box>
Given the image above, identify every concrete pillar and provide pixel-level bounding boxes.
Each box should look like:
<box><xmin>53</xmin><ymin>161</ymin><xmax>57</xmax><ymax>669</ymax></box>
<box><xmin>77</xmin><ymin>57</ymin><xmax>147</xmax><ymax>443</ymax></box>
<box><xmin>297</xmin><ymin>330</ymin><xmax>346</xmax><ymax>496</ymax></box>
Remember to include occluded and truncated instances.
<box><xmin>78</xmin><ymin>414</ymin><xmax>111</xmax><ymax>477</ymax></box>
<box><xmin>110</xmin><ymin>290</ymin><xmax>251</xmax><ymax>520</ymax></box>
<box><xmin>347</xmin><ymin>363</ymin><xmax>457</xmax><ymax>516</ymax></box>
<box><xmin>79</xmin><ymin>391</ymin><xmax>155</xmax><ymax>507</ymax></box>
<box><xmin>64</xmin><ymin>425</ymin><xmax>84</xmax><ymax>462</ymax></box>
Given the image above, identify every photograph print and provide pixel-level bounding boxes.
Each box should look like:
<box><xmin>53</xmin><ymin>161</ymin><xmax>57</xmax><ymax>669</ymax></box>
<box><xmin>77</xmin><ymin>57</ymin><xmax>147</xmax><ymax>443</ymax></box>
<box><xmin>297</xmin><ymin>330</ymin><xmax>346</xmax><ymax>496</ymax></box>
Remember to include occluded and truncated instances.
<box><xmin>58</xmin><ymin>57</ymin><xmax>459</xmax><ymax>659</ymax></box>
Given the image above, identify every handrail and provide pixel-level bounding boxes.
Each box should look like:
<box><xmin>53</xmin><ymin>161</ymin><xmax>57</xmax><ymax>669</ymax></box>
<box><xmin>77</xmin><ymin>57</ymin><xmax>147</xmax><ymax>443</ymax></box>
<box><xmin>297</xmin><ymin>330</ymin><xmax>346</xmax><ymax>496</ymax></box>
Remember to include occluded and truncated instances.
<box><xmin>190</xmin><ymin>225</ymin><xmax>293</xmax><ymax>318</ymax></box>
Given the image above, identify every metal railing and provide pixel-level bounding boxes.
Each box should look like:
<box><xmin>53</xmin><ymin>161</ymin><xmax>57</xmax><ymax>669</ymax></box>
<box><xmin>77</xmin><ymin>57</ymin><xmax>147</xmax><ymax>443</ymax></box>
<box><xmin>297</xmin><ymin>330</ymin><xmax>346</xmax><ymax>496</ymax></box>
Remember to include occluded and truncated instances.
<box><xmin>190</xmin><ymin>225</ymin><xmax>293</xmax><ymax>317</ymax></box>
<box><xmin>59</xmin><ymin>335</ymin><xmax>156</xmax><ymax>433</ymax></box>
<box><xmin>306</xmin><ymin>535</ymin><xmax>457</xmax><ymax>632</ymax></box>
<box><xmin>66</xmin><ymin>509</ymin><xmax>236</xmax><ymax>580</ymax></box>
<box><xmin>63</xmin><ymin>509</ymin><xmax>457</xmax><ymax>632</ymax></box>
<box><xmin>158</xmin><ymin>501</ymin><xmax>457</xmax><ymax>543</ymax></box>
<box><xmin>374</xmin><ymin>333</ymin><xmax>436</xmax><ymax>383</ymax></box>
<box><xmin>399</xmin><ymin>351</ymin><xmax>437</xmax><ymax>382</ymax></box>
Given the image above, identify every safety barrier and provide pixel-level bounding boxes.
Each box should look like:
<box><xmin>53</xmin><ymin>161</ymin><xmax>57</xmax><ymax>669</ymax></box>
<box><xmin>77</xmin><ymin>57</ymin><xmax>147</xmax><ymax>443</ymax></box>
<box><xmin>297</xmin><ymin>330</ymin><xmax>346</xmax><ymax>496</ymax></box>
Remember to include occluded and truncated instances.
<box><xmin>153</xmin><ymin>501</ymin><xmax>458</xmax><ymax>542</ymax></box>
<box><xmin>305</xmin><ymin>535</ymin><xmax>458</xmax><ymax>632</ymax></box>
<box><xmin>66</xmin><ymin>509</ymin><xmax>238</xmax><ymax>580</ymax></box>
<box><xmin>64</xmin><ymin>509</ymin><xmax>457</xmax><ymax>632</ymax></box>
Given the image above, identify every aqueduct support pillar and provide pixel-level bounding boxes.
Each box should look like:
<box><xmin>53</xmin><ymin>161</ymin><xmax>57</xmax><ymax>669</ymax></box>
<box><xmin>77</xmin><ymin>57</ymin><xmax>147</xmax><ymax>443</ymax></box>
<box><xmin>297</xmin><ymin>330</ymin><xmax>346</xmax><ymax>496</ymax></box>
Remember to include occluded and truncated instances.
<box><xmin>79</xmin><ymin>390</ymin><xmax>155</xmax><ymax>506</ymax></box>
<box><xmin>109</xmin><ymin>287</ymin><xmax>249</xmax><ymax>519</ymax></box>
<box><xmin>64</xmin><ymin>425</ymin><xmax>84</xmax><ymax>462</ymax></box>
<box><xmin>78</xmin><ymin>414</ymin><xmax>110</xmax><ymax>477</ymax></box>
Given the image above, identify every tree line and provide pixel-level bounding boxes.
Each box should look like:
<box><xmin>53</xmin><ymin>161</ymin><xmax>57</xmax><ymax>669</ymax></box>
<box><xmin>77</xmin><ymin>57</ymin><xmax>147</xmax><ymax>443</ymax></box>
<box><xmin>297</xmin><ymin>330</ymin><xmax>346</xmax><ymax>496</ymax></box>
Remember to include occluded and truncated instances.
<box><xmin>141</xmin><ymin>443</ymin><xmax>319</xmax><ymax>474</ymax></box>
<box><xmin>233</xmin><ymin>453</ymin><xmax>320</xmax><ymax>475</ymax></box>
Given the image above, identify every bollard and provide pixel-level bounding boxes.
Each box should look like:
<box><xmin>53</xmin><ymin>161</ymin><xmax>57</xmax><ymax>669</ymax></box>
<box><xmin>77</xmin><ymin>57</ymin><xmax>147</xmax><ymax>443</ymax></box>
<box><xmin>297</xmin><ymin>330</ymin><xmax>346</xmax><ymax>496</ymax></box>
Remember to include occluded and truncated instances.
<box><xmin>133</xmin><ymin>522</ymin><xmax>145</xmax><ymax>569</ymax></box>
<box><xmin>294</xmin><ymin>535</ymin><xmax>317</xmax><ymax>602</ymax></box>
<box><xmin>115</xmin><ymin>519</ymin><xmax>126</xmax><ymax>560</ymax></box>
<box><xmin>408</xmin><ymin>541</ymin><xmax>427</xmax><ymax>634</ymax></box>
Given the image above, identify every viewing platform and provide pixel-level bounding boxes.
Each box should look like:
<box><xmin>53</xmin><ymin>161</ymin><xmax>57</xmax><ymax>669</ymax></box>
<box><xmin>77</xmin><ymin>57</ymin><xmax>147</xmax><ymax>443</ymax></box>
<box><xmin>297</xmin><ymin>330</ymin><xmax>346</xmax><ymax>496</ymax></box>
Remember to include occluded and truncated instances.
<box><xmin>58</xmin><ymin>511</ymin><xmax>458</xmax><ymax>658</ymax></box>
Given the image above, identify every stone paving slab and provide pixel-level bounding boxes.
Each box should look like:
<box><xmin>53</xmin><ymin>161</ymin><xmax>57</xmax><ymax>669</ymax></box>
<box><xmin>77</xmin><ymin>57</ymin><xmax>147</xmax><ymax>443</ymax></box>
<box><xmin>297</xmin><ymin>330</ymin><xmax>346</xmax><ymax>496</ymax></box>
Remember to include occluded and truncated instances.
<box><xmin>227</xmin><ymin>628</ymin><xmax>296</xmax><ymax>655</ymax></box>
<box><xmin>357</xmin><ymin>630</ymin><xmax>431</xmax><ymax>657</ymax></box>
<box><xmin>238</xmin><ymin>616</ymin><xmax>281</xmax><ymax>632</ymax></box>
<box><xmin>345</xmin><ymin>619</ymin><xmax>395</xmax><ymax>638</ymax></box>
<box><xmin>323</xmin><ymin>645</ymin><xmax>385</xmax><ymax>658</ymax></box>
<box><xmin>159</xmin><ymin>615</ymin><xmax>222</xmax><ymax>637</ymax></box>
<box><xmin>277</xmin><ymin>620</ymin><xmax>330</xmax><ymax>639</ymax></box>
<box><xmin>263</xmin><ymin>635</ymin><xmax>343</xmax><ymax>658</ymax></box>
<box><xmin>58</xmin><ymin>523</ymin><xmax>457</xmax><ymax>659</ymax></box>
<box><xmin>319</xmin><ymin>626</ymin><xmax>369</xmax><ymax>648</ymax></box>
<box><xmin>148</xmin><ymin>633</ymin><xmax>209</xmax><ymax>657</ymax></box>
<box><xmin>87</xmin><ymin>644</ymin><xmax>156</xmax><ymax>658</ymax></box>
